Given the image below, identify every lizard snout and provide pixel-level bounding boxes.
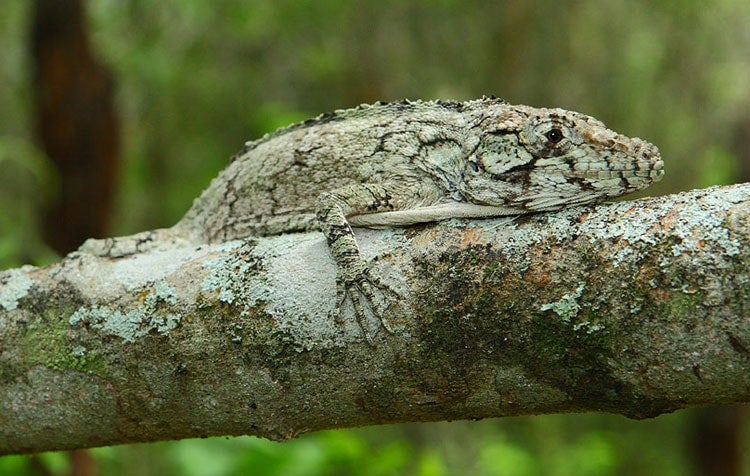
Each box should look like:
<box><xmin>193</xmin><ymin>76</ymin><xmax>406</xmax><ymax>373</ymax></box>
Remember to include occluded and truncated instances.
<box><xmin>633</xmin><ymin>139</ymin><xmax>664</xmax><ymax>181</ymax></box>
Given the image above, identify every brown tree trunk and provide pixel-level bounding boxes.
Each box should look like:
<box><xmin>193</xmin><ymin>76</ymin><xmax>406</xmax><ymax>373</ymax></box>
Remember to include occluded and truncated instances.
<box><xmin>31</xmin><ymin>0</ymin><xmax>120</xmax><ymax>255</ymax></box>
<box><xmin>691</xmin><ymin>407</ymin><xmax>743</xmax><ymax>476</ymax></box>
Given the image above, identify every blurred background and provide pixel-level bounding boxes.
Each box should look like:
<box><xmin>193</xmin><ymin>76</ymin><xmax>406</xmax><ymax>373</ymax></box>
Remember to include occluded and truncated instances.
<box><xmin>1</xmin><ymin>0</ymin><xmax>749</xmax><ymax>474</ymax></box>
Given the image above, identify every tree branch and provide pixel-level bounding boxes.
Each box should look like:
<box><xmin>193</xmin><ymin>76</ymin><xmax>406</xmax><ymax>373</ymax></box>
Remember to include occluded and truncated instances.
<box><xmin>1</xmin><ymin>184</ymin><xmax>749</xmax><ymax>455</ymax></box>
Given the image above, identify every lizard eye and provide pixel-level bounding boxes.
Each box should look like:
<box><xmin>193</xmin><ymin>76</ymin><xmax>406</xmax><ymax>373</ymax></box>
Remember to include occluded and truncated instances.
<box><xmin>545</xmin><ymin>128</ymin><xmax>564</xmax><ymax>144</ymax></box>
<box><xmin>521</xmin><ymin>118</ymin><xmax>580</xmax><ymax>158</ymax></box>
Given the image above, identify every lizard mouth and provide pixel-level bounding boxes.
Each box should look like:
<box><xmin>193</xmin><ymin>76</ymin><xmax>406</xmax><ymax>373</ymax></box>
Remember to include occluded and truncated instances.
<box><xmin>649</xmin><ymin>160</ymin><xmax>665</xmax><ymax>181</ymax></box>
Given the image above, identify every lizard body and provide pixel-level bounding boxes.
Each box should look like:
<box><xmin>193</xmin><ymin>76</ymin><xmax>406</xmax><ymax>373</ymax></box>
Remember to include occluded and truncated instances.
<box><xmin>80</xmin><ymin>97</ymin><xmax>664</xmax><ymax>340</ymax></box>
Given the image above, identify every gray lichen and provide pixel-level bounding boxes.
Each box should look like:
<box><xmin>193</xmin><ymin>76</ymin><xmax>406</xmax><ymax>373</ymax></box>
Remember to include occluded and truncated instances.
<box><xmin>0</xmin><ymin>269</ymin><xmax>34</xmax><ymax>311</ymax></box>
<box><xmin>1</xmin><ymin>184</ymin><xmax>749</xmax><ymax>455</ymax></box>
<box><xmin>540</xmin><ymin>282</ymin><xmax>586</xmax><ymax>321</ymax></box>
<box><xmin>200</xmin><ymin>240</ymin><xmax>252</xmax><ymax>305</ymax></box>
<box><xmin>68</xmin><ymin>278</ymin><xmax>181</xmax><ymax>342</ymax></box>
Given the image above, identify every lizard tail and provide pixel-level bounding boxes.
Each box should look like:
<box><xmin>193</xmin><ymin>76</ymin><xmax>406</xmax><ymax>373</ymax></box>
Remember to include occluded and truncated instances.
<box><xmin>77</xmin><ymin>225</ymin><xmax>196</xmax><ymax>258</ymax></box>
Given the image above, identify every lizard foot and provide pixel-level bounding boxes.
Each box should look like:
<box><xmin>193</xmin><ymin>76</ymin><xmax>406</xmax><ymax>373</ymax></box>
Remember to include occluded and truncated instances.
<box><xmin>337</xmin><ymin>268</ymin><xmax>401</xmax><ymax>344</ymax></box>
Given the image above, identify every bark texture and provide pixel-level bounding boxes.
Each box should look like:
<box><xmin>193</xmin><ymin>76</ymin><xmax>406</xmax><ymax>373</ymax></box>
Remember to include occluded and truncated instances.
<box><xmin>1</xmin><ymin>184</ymin><xmax>749</xmax><ymax>455</ymax></box>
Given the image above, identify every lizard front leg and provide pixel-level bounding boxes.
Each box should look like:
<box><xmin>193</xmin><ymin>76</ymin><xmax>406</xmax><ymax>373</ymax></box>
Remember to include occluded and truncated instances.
<box><xmin>315</xmin><ymin>182</ymin><xmax>437</xmax><ymax>342</ymax></box>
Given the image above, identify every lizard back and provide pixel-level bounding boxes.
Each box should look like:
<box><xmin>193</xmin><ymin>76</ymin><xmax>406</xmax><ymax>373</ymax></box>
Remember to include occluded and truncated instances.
<box><xmin>177</xmin><ymin>97</ymin><xmax>664</xmax><ymax>244</ymax></box>
<box><xmin>179</xmin><ymin>99</ymin><xmax>482</xmax><ymax>243</ymax></box>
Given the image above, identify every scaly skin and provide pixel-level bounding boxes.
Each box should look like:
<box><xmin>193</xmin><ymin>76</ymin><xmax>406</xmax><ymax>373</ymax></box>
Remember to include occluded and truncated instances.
<box><xmin>80</xmin><ymin>97</ymin><xmax>664</xmax><ymax>341</ymax></box>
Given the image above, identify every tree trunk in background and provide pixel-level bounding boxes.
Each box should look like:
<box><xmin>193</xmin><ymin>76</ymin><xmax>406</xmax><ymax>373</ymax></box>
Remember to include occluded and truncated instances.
<box><xmin>31</xmin><ymin>0</ymin><xmax>120</xmax><ymax>255</ymax></box>
<box><xmin>31</xmin><ymin>0</ymin><xmax>120</xmax><ymax>473</ymax></box>
<box><xmin>691</xmin><ymin>407</ymin><xmax>743</xmax><ymax>476</ymax></box>
<box><xmin>736</xmin><ymin>120</ymin><xmax>750</xmax><ymax>183</ymax></box>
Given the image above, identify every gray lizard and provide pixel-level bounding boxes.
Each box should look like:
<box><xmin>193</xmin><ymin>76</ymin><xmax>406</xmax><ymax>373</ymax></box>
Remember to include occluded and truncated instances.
<box><xmin>80</xmin><ymin>97</ymin><xmax>664</xmax><ymax>340</ymax></box>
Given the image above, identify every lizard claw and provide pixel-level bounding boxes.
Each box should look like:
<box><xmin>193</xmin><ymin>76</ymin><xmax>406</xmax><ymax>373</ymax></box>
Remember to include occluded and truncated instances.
<box><xmin>337</xmin><ymin>268</ymin><xmax>400</xmax><ymax>343</ymax></box>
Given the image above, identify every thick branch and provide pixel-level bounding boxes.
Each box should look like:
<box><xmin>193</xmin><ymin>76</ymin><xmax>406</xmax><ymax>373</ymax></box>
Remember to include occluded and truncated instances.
<box><xmin>1</xmin><ymin>184</ymin><xmax>749</xmax><ymax>455</ymax></box>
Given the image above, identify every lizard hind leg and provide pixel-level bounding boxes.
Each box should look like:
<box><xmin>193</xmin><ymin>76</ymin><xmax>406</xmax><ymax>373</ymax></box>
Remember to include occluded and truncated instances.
<box><xmin>316</xmin><ymin>182</ymin><xmax>431</xmax><ymax>342</ymax></box>
<box><xmin>77</xmin><ymin>226</ymin><xmax>194</xmax><ymax>258</ymax></box>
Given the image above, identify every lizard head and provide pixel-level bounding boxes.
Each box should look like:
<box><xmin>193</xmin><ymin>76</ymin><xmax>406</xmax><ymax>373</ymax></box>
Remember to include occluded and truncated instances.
<box><xmin>460</xmin><ymin>104</ymin><xmax>664</xmax><ymax>211</ymax></box>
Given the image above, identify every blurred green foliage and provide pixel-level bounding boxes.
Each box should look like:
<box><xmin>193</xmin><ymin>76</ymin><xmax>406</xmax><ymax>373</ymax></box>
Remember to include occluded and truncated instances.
<box><xmin>1</xmin><ymin>0</ymin><xmax>749</xmax><ymax>474</ymax></box>
<box><xmin>0</xmin><ymin>136</ymin><xmax>58</xmax><ymax>268</ymax></box>
<box><xmin>0</xmin><ymin>413</ymin><xmax>701</xmax><ymax>476</ymax></box>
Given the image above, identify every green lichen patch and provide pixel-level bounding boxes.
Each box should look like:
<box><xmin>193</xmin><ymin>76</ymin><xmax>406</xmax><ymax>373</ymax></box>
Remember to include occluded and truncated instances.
<box><xmin>3</xmin><ymin>305</ymin><xmax>106</xmax><ymax>380</ymax></box>
<box><xmin>0</xmin><ymin>279</ymin><xmax>110</xmax><ymax>380</ymax></box>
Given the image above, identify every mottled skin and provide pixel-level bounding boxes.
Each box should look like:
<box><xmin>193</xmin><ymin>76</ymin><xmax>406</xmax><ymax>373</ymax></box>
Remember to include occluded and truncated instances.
<box><xmin>81</xmin><ymin>97</ymin><xmax>664</xmax><ymax>340</ymax></box>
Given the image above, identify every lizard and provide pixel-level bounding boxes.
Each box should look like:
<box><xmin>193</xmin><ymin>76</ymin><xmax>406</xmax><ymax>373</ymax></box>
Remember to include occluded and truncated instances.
<box><xmin>79</xmin><ymin>97</ymin><xmax>664</xmax><ymax>341</ymax></box>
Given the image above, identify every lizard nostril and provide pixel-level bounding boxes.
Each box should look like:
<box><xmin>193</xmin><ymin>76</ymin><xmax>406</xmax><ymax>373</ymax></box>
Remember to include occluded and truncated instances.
<box><xmin>633</xmin><ymin>140</ymin><xmax>660</xmax><ymax>162</ymax></box>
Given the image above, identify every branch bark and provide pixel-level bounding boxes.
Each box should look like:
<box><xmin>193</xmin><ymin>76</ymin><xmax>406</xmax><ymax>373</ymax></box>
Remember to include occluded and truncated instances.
<box><xmin>1</xmin><ymin>184</ymin><xmax>749</xmax><ymax>455</ymax></box>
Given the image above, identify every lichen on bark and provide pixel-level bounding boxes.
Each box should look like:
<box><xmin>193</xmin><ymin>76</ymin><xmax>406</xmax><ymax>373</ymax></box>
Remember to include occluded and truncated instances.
<box><xmin>0</xmin><ymin>184</ymin><xmax>749</xmax><ymax>455</ymax></box>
